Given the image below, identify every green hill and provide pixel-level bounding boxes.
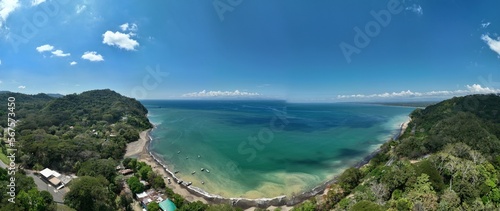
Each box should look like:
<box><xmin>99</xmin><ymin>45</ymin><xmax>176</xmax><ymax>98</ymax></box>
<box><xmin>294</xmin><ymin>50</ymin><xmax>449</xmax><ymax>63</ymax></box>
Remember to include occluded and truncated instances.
<box><xmin>0</xmin><ymin>89</ymin><xmax>152</xmax><ymax>172</ymax></box>
<box><xmin>295</xmin><ymin>94</ymin><xmax>500</xmax><ymax>211</ymax></box>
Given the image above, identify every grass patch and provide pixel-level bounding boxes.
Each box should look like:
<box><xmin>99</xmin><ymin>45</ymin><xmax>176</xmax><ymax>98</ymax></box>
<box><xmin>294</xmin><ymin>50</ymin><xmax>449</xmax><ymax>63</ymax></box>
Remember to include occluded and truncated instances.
<box><xmin>0</xmin><ymin>145</ymin><xmax>9</xmax><ymax>165</ymax></box>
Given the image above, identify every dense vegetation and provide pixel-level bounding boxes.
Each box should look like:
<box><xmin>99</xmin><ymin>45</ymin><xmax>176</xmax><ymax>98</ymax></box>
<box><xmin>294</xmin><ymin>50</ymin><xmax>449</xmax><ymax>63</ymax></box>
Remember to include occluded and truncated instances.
<box><xmin>0</xmin><ymin>169</ymin><xmax>56</xmax><ymax>210</ymax></box>
<box><xmin>292</xmin><ymin>94</ymin><xmax>500</xmax><ymax>210</ymax></box>
<box><xmin>0</xmin><ymin>89</ymin><xmax>152</xmax><ymax>172</ymax></box>
<box><xmin>0</xmin><ymin>90</ymin><xmax>152</xmax><ymax>210</ymax></box>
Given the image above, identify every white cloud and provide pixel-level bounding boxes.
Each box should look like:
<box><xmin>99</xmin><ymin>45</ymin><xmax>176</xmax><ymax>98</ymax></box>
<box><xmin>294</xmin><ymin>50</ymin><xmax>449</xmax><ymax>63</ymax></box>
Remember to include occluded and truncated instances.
<box><xmin>70</xmin><ymin>61</ymin><xmax>77</xmax><ymax>66</ymax></box>
<box><xmin>129</xmin><ymin>23</ymin><xmax>138</xmax><ymax>31</ymax></box>
<box><xmin>31</xmin><ymin>0</ymin><xmax>45</xmax><ymax>6</ymax></box>
<box><xmin>406</xmin><ymin>4</ymin><xmax>423</xmax><ymax>16</ymax></box>
<box><xmin>481</xmin><ymin>34</ymin><xmax>500</xmax><ymax>57</ymax></box>
<box><xmin>337</xmin><ymin>84</ymin><xmax>500</xmax><ymax>100</ymax></box>
<box><xmin>120</xmin><ymin>23</ymin><xmax>138</xmax><ymax>32</ymax></box>
<box><xmin>120</xmin><ymin>23</ymin><xmax>129</xmax><ymax>31</ymax></box>
<box><xmin>0</xmin><ymin>80</ymin><xmax>2</xmax><ymax>84</ymax></box>
<box><xmin>102</xmin><ymin>31</ymin><xmax>139</xmax><ymax>50</ymax></box>
<box><xmin>0</xmin><ymin>0</ymin><xmax>20</xmax><ymax>28</ymax></box>
<box><xmin>18</xmin><ymin>85</ymin><xmax>26</xmax><ymax>89</ymax></box>
<box><xmin>0</xmin><ymin>59</ymin><xmax>2</xmax><ymax>65</ymax></box>
<box><xmin>466</xmin><ymin>84</ymin><xmax>499</xmax><ymax>93</ymax></box>
<box><xmin>36</xmin><ymin>44</ymin><xmax>54</xmax><ymax>52</ymax></box>
<box><xmin>482</xmin><ymin>22</ymin><xmax>491</xmax><ymax>28</ymax></box>
<box><xmin>182</xmin><ymin>90</ymin><xmax>261</xmax><ymax>98</ymax></box>
<box><xmin>76</xmin><ymin>5</ymin><xmax>86</xmax><ymax>14</ymax></box>
<box><xmin>51</xmin><ymin>49</ymin><xmax>70</xmax><ymax>57</ymax></box>
<box><xmin>81</xmin><ymin>51</ymin><xmax>104</xmax><ymax>62</ymax></box>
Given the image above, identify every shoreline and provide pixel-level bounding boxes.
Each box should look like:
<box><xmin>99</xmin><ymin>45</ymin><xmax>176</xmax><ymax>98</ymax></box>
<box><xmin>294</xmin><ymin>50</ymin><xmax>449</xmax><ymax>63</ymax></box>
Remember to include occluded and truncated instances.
<box><xmin>124</xmin><ymin>129</ymin><xmax>152</xmax><ymax>158</ymax></box>
<box><xmin>126</xmin><ymin>117</ymin><xmax>411</xmax><ymax>209</ymax></box>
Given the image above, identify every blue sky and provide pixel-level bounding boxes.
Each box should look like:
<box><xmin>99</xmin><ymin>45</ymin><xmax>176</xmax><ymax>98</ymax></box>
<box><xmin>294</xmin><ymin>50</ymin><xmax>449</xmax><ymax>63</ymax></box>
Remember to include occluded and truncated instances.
<box><xmin>1</xmin><ymin>0</ymin><xmax>500</xmax><ymax>102</ymax></box>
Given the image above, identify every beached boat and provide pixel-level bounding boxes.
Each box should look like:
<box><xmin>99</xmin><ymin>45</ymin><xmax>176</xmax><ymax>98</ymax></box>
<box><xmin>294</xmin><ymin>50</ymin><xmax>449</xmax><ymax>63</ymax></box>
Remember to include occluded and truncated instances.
<box><xmin>206</xmin><ymin>169</ymin><xmax>210</xmax><ymax>173</ymax></box>
<box><xmin>191</xmin><ymin>171</ymin><xmax>196</xmax><ymax>175</ymax></box>
<box><xmin>201</xmin><ymin>168</ymin><xmax>205</xmax><ymax>171</ymax></box>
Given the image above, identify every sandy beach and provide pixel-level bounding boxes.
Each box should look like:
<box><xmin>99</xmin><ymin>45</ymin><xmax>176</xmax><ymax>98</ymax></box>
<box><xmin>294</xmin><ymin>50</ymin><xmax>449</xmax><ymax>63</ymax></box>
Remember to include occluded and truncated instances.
<box><xmin>124</xmin><ymin>129</ymin><xmax>151</xmax><ymax>157</ymax></box>
<box><xmin>125</xmin><ymin>129</ymin><xmax>209</xmax><ymax>203</ymax></box>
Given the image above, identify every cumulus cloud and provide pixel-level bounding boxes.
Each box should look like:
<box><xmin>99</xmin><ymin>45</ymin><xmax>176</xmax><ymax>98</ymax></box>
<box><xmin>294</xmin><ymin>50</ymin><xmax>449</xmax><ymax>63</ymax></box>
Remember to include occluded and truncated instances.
<box><xmin>406</xmin><ymin>4</ymin><xmax>423</xmax><ymax>16</ymax></box>
<box><xmin>18</xmin><ymin>85</ymin><xmax>26</xmax><ymax>89</ymax></box>
<box><xmin>0</xmin><ymin>0</ymin><xmax>20</xmax><ymax>28</ymax></box>
<box><xmin>481</xmin><ymin>34</ymin><xmax>500</xmax><ymax>57</ymax></box>
<box><xmin>120</xmin><ymin>23</ymin><xmax>138</xmax><ymax>32</ymax></box>
<box><xmin>182</xmin><ymin>90</ymin><xmax>261</xmax><ymax>98</ymax></box>
<box><xmin>102</xmin><ymin>31</ymin><xmax>139</xmax><ymax>50</ymax></box>
<box><xmin>51</xmin><ymin>49</ymin><xmax>70</xmax><ymax>57</ymax></box>
<box><xmin>31</xmin><ymin>0</ymin><xmax>45</xmax><ymax>6</ymax></box>
<box><xmin>119</xmin><ymin>23</ymin><xmax>128</xmax><ymax>31</ymax></box>
<box><xmin>70</xmin><ymin>61</ymin><xmax>77</xmax><ymax>66</ymax></box>
<box><xmin>81</xmin><ymin>51</ymin><xmax>104</xmax><ymax>62</ymax></box>
<box><xmin>0</xmin><ymin>59</ymin><xmax>2</xmax><ymax>65</ymax></box>
<box><xmin>337</xmin><ymin>84</ymin><xmax>500</xmax><ymax>100</ymax></box>
<box><xmin>76</xmin><ymin>4</ymin><xmax>86</xmax><ymax>14</ymax></box>
<box><xmin>36</xmin><ymin>44</ymin><xmax>54</xmax><ymax>52</ymax></box>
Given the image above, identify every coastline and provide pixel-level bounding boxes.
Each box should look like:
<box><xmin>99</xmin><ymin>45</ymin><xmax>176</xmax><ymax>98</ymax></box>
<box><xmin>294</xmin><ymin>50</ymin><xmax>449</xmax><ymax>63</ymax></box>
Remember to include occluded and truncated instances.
<box><xmin>124</xmin><ymin>129</ymin><xmax>151</xmax><ymax>158</ymax></box>
<box><xmin>126</xmin><ymin>117</ymin><xmax>411</xmax><ymax>209</ymax></box>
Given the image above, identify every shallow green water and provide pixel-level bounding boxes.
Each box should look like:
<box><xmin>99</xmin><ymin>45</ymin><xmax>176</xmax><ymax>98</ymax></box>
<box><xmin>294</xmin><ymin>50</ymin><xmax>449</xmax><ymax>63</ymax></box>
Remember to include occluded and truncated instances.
<box><xmin>143</xmin><ymin>100</ymin><xmax>414</xmax><ymax>198</ymax></box>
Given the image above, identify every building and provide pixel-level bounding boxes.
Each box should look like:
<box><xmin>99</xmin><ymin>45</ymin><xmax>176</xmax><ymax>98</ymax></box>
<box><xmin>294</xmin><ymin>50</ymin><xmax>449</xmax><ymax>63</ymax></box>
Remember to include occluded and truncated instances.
<box><xmin>119</xmin><ymin>169</ymin><xmax>134</xmax><ymax>175</ymax></box>
<box><xmin>39</xmin><ymin>168</ymin><xmax>69</xmax><ymax>189</ymax></box>
<box><xmin>136</xmin><ymin>189</ymin><xmax>166</xmax><ymax>208</ymax></box>
<box><xmin>159</xmin><ymin>199</ymin><xmax>177</xmax><ymax>211</ymax></box>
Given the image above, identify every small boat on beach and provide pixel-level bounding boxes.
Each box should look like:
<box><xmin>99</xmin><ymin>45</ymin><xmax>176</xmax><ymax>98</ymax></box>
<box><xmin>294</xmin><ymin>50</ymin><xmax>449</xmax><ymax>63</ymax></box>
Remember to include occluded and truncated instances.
<box><xmin>177</xmin><ymin>151</ymin><xmax>180</xmax><ymax>154</ymax></box>
<box><xmin>206</xmin><ymin>169</ymin><xmax>210</xmax><ymax>173</ymax></box>
<box><xmin>201</xmin><ymin>168</ymin><xmax>205</xmax><ymax>171</ymax></box>
<box><xmin>174</xmin><ymin>171</ymin><xmax>179</xmax><ymax>174</ymax></box>
<box><xmin>191</xmin><ymin>171</ymin><xmax>196</xmax><ymax>175</ymax></box>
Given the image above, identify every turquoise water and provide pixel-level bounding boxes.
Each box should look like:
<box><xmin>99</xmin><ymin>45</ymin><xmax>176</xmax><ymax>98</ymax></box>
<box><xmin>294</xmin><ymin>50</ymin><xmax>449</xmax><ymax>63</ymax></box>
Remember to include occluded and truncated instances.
<box><xmin>142</xmin><ymin>100</ymin><xmax>414</xmax><ymax>198</ymax></box>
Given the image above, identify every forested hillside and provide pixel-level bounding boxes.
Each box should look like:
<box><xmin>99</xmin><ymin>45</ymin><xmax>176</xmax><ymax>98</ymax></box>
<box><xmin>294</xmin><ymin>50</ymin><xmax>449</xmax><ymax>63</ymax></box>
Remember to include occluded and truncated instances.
<box><xmin>293</xmin><ymin>94</ymin><xmax>500</xmax><ymax>210</ymax></box>
<box><xmin>0</xmin><ymin>89</ymin><xmax>152</xmax><ymax>171</ymax></box>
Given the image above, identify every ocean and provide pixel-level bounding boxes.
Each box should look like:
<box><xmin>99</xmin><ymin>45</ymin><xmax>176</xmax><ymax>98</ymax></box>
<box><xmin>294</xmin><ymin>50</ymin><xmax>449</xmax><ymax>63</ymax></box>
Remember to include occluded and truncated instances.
<box><xmin>141</xmin><ymin>100</ymin><xmax>414</xmax><ymax>198</ymax></box>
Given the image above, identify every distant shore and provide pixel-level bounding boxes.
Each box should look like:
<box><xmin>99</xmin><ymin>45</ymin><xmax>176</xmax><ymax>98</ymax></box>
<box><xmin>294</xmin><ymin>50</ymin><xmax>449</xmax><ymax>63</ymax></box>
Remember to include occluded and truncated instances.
<box><xmin>124</xmin><ymin>117</ymin><xmax>411</xmax><ymax>209</ymax></box>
